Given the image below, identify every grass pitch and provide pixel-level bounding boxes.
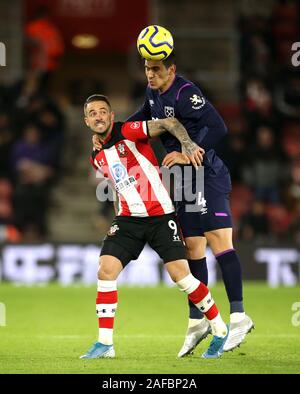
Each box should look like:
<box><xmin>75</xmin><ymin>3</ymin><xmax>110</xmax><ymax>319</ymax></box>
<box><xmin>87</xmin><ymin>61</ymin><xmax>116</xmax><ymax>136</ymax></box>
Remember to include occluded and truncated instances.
<box><xmin>0</xmin><ymin>283</ymin><xmax>300</xmax><ymax>374</ymax></box>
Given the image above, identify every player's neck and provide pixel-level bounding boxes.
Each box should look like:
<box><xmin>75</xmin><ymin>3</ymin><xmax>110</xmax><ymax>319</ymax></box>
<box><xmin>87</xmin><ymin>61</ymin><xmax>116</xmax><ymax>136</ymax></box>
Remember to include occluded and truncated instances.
<box><xmin>98</xmin><ymin>123</ymin><xmax>114</xmax><ymax>144</ymax></box>
<box><xmin>159</xmin><ymin>74</ymin><xmax>176</xmax><ymax>94</ymax></box>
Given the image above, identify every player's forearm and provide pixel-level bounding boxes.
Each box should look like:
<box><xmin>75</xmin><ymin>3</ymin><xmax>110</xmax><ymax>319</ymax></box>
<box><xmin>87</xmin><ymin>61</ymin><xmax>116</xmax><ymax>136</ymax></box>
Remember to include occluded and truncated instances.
<box><xmin>150</xmin><ymin>118</ymin><xmax>198</xmax><ymax>156</ymax></box>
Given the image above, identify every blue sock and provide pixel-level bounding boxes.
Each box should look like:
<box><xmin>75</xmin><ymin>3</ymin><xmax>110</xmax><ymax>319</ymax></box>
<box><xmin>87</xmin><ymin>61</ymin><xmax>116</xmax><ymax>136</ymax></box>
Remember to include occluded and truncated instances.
<box><xmin>188</xmin><ymin>258</ymin><xmax>208</xmax><ymax>319</ymax></box>
<box><xmin>216</xmin><ymin>249</ymin><xmax>244</xmax><ymax>314</ymax></box>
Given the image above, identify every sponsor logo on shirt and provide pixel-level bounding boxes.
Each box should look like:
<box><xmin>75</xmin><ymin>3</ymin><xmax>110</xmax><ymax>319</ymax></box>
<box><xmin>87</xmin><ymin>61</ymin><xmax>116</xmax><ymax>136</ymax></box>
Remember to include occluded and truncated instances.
<box><xmin>149</xmin><ymin>99</ymin><xmax>154</xmax><ymax>106</ymax></box>
<box><xmin>115</xmin><ymin>176</ymin><xmax>137</xmax><ymax>193</ymax></box>
<box><xmin>190</xmin><ymin>94</ymin><xmax>205</xmax><ymax>110</ymax></box>
<box><xmin>109</xmin><ymin>163</ymin><xmax>137</xmax><ymax>193</ymax></box>
<box><xmin>97</xmin><ymin>158</ymin><xmax>105</xmax><ymax>167</ymax></box>
<box><xmin>110</xmin><ymin>163</ymin><xmax>127</xmax><ymax>183</ymax></box>
<box><xmin>173</xmin><ymin>235</ymin><xmax>181</xmax><ymax>242</ymax></box>
<box><xmin>130</xmin><ymin>122</ymin><xmax>140</xmax><ymax>129</ymax></box>
<box><xmin>164</xmin><ymin>106</ymin><xmax>175</xmax><ymax>117</ymax></box>
<box><xmin>107</xmin><ymin>224</ymin><xmax>119</xmax><ymax>236</ymax></box>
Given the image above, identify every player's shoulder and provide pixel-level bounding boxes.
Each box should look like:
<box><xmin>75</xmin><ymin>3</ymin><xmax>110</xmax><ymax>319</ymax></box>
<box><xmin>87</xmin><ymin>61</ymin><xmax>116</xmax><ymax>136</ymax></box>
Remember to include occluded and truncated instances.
<box><xmin>175</xmin><ymin>75</ymin><xmax>203</xmax><ymax>99</ymax></box>
<box><xmin>174</xmin><ymin>75</ymin><xmax>208</xmax><ymax>111</ymax></box>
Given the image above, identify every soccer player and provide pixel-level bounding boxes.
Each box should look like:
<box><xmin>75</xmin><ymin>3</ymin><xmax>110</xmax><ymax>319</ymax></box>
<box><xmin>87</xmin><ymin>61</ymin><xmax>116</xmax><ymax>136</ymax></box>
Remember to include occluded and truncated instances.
<box><xmin>81</xmin><ymin>94</ymin><xmax>229</xmax><ymax>359</ymax></box>
<box><xmin>93</xmin><ymin>52</ymin><xmax>254</xmax><ymax>356</ymax></box>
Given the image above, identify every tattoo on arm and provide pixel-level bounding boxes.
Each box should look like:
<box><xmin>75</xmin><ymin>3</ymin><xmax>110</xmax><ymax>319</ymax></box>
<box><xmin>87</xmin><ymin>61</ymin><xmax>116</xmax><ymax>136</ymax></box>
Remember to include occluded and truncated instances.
<box><xmin>147</xmin><ymin>119</ymin><xmax>167</xmax><ymax>137</ymax></box>
<box><xmin>147</xmin><ymin>118</ymin><xmax>197</xmax><ymax>155</ymax></box>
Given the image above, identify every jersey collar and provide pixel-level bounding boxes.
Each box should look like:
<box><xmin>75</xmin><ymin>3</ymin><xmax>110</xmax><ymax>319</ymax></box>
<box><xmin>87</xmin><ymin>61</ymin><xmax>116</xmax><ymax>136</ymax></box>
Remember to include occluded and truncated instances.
<box><xmin>101</xmin><ymin>122</ymin><xmax>115</xmax><ymax>145</ymax></box>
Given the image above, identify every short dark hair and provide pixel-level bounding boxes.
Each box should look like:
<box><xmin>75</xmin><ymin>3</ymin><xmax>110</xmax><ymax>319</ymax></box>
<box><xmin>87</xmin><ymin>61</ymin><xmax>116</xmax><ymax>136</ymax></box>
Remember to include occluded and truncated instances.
<box><xmin>84</xmin><ymin>94</ymin><xmax>111</xmax><ymax>115</ymax></box>
<box><xmin>162</xmin><ymin>51</ymin><xmax>176</xmax><ymax>68</ymax></box>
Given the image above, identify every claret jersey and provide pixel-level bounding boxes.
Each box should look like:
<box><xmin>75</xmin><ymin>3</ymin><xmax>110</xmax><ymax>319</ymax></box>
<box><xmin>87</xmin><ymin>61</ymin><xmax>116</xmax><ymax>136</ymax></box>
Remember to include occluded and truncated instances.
<box><xmin>90</xmin><ymin>121</ymin><xmax>174</xmax><ymax>217</ymax></box>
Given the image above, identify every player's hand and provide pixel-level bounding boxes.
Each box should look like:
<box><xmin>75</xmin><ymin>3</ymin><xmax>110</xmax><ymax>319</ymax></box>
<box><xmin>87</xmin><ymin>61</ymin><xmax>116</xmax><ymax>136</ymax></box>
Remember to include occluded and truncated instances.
<box><xmin>181</xmin><ymin>141</ymin><xmax>205</xmax><ymax>169</ymax></box>
<box><xmin>162</xmin><ymin>151</ymin><xmax>190</xmax><ymax>168</ymax></box>
<box><xmin>92</xmin><ymin>134</ymin><xmax>102</xmax><ymax>151</ymax></box>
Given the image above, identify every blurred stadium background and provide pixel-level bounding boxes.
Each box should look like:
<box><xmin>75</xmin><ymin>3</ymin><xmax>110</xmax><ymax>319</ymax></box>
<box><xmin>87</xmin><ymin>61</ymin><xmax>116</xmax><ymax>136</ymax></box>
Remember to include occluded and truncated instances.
<box><xmin>0</xmin><ymin>0</ymin><xmax>300</xmax><ymax>286</ymax></box>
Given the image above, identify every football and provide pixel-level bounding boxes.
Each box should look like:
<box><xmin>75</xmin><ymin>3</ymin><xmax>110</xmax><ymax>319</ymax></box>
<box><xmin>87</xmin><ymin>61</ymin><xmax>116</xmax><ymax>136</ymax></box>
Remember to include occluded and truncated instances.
<box><xmin>137</xmin><ymin>25</ymin><xmax>174</xmax><ymax>61</ymax></box>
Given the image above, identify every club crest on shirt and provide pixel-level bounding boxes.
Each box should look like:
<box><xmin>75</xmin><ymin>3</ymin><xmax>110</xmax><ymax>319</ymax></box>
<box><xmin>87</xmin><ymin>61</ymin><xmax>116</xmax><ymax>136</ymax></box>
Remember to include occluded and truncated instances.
<box><xmin>190</xmin><ymin>94</ymin><xmax>205</xmax><ymax>110</ymax></box>
<box><xmin>117</xmin><ymin>143</ymin><xmax>128</xmax><ymax>157</ymax></box>
<box><xmin>164</xmin><ymin>106</ymin><xmax>175</xmax><ymax>117</ymax></box>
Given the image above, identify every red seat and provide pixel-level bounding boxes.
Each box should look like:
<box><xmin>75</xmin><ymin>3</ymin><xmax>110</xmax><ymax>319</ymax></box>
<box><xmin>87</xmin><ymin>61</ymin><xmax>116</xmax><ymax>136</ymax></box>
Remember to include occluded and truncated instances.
<box><xmin>265</xmin><ymin>204</ymin><xmax>294</xmax><ymax>234</ymax></box>
<box><xmin>0</xmin><ymin>200</ymin><xmax>12</xmax><ymax>220</ymax></box>
<box><xmin>230</xmin><ymin>184</ymin><xmax>254</xmax><ymax>222</ymax></box>
<box><xmin>216</xmin><ymin>103</ymin><xmax>241</xmax><ymax>119</ymax></box>
<box><xmin>283</xmin><ymin>123</ymin><xmax>300</xmax><ymax>159</ymax></box>
<box><xmin>272</xmin><ymin>4</ymin><xmax>299</xmax><ymax>21</ymax></box>
<box><xmin>0</xmin><ymin>179</ymin><xmax>13</xmax><ymax>200</ymax></box>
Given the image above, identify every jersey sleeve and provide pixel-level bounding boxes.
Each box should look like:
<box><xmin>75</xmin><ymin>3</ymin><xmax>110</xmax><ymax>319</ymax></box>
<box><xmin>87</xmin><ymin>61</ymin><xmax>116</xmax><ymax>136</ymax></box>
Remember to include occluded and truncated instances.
<box><xmin>177</xmin><ymin>84</ymin><xmax>210</xmax><ymax>120</ymax></box>
<box><xmin>121</xmin><ymin>121</ymin><xmax>149</xmax><ymax>142</ymax></box>
<box><xmin>177</xmin><ymin>85</ymin><xmax>227</xmax><ymax>150</ymax></box>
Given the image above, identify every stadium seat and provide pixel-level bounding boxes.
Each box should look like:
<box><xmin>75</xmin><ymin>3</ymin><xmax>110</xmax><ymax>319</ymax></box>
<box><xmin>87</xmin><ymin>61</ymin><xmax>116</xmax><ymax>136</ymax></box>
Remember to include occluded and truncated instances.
<box><xmin>216</xmin><ymin>103</ymin><xmax>241</xmax><ymax>119</ymax></box>
<box><xmin>272</xmin><ymin>3</ymin><xmax>299</xmax><ymax>23</ymax></box>
<box><xmin>265</xmin><ymin>203</ymin><xmax>294</xmax><ymax>235</ymax></box>
<box><xmin>283</xmin><ymin>123</ymin><xmax>300</xmax><ymax>159</ymax></box>
<box><xmin>0</xmin><ymin>200</ymin><xmax>12</xmax><ymax>221</ymax></box>
<box><xmin>230</xmin><ymin>183</ymin><xmax>254</xmax><ymax>222</ymax></box>
<box><xmin>0</xmin><ymin>179</ymin><xmax>12</xmax><ymax>200</ymax></box>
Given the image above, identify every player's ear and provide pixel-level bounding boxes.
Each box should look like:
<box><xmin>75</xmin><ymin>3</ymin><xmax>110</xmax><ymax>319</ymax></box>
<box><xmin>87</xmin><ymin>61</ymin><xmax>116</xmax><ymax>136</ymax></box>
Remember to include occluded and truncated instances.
<box><xmin>84</xmin><ymin>117</ymin><xmax>90</xmax><ymax>127</ymax></box>
<box><xmin>169</xmin><ymin>64</ymin><xmax>176</xmax><ymax>74</ymax></box>
<box><xmin>111</xmin><ymin>111</ymin><xmax>115</xmax><ymax>122</ymax></box>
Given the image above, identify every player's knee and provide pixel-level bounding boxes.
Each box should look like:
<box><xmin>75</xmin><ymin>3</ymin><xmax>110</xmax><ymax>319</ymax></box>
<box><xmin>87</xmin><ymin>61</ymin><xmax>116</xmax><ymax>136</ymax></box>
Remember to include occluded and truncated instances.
<box><xmin>165</xmin><ymin>259</ymin><xmax>190</xmax><ymax>282</ymax></box>
<box><xmin>184</xmin><ymin>237</ymin><xmax>206</xmax><ymax>259</ymax></box>
<box><xmin>205</xmin><ymin>228</ymin><xmax>233</xmax><ymax>254</ymax></box>
<box><xmin>98</xmin><ymin>262</ymin><xmax>118</xmax><ymax>281</ymax></box>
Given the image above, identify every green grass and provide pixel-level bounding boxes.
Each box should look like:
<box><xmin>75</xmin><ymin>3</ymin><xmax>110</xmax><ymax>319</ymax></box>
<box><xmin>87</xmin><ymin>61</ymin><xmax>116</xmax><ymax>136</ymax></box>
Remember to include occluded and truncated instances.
<box><xmin>0</xmin><ymin>283</ymin><xmax>300</xmax><ymax>374</ymax></box>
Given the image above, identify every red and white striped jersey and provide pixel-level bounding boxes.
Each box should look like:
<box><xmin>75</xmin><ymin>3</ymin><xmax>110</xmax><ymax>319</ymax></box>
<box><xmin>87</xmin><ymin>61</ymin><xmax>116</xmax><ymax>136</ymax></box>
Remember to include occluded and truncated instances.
<box><xmin>90</xmin><ymin>121</ymin><xmax>174</xmax><ymax>217</ymax></box>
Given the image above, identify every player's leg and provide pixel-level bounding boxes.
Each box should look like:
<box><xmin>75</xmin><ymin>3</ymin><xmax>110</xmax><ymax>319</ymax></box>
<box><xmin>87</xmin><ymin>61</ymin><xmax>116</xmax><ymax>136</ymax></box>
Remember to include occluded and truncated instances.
<box><xmin>205</xmin><ymin>227</ymin><xmax>254</xmax><ymax>351</ymax></box>
<box><xmin>80</xmin><ymin>254</ymin><xmax>123</xmax><ymax>359</ymax></box>
<box><xmin>147</xmin><ymin>213</ymin><xmax>228</xmax><ymax>359</ymax></box>
<box><xmin>81</xmin><ymin>218</ymin><xmax>145</xmax><ymax>359</ymax></box>
<box><xmin>177</xmin><ymin>234</ymin><xmax>212</xmax><ymax>357</ymax></box>
<box><xmin>164</xmin><ymin>259</ymin><xmax>228</xmax><ymax>359</ymax></box>
<box><xmin>175</xmin><ymin>206</ymin><xmax>211</xmax><ymax>357</ymax></box>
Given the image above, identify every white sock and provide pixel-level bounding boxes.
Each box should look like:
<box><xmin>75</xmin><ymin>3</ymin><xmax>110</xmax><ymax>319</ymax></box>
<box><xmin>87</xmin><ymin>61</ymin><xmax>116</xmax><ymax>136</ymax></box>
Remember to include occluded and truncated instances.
<box><xmin>97</xmin><ymin>279</ymin><xmax>117</xmax><ymax>346</ymax></box>
<box><xmin>210</xmin><ymin>313</ymin><xmax>228</xmax><ymax>337</ymax></box>
<box><xmin>230</xmin><ymin>312</ymin><xmax>245</xmax><ymax>324</ymax></box>
<box><xmin>176</xmin><ymin>274</ymin><xmax>200</xmax><ymax>294</ymax></box>
<box><xmin>188</xmin><ymin>318</ymin><xmax>204</xmax><ymax>329</ymax></box>
<box><xmin>98</xmin><ymin>328</ymin><xmax>113</xmax><ymax>345</ymax></box>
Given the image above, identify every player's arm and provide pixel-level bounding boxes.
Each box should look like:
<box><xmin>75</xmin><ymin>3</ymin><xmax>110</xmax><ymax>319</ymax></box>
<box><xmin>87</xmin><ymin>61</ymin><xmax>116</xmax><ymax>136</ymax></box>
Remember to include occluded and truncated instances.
<box><xmin>147</xmin><ymin>118</ymin><xmax>204</xmax><ymax>168</ymax></box>
<box><xmin>177</xmin><ymin>85</ymin><xmax>228</xmax><ymax>151</ymax></box>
